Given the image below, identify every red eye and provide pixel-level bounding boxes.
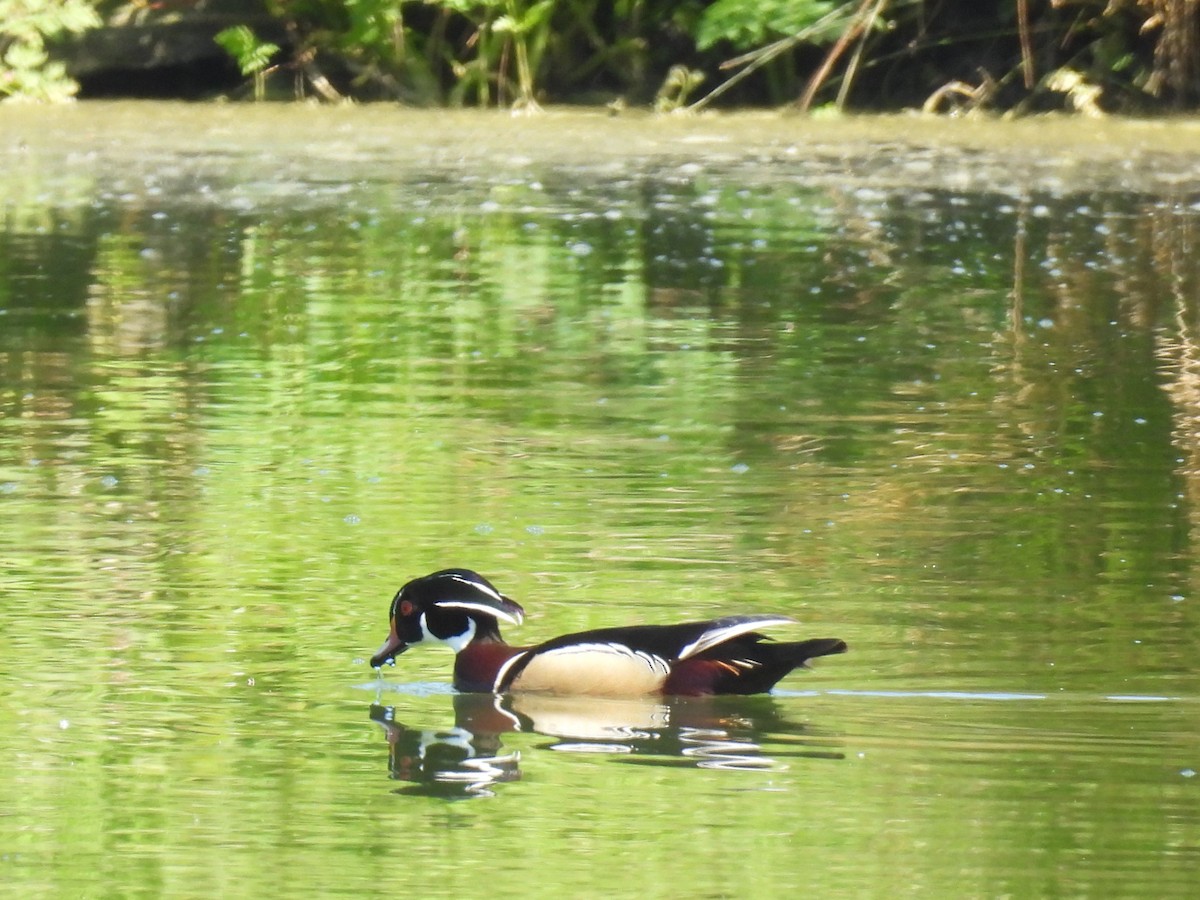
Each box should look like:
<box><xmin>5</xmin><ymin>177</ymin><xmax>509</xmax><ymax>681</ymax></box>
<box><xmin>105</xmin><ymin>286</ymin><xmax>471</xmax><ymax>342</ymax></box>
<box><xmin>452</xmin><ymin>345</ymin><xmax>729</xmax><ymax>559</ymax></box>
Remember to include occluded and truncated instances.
<box><xmin>399</xmin><ymin>599</ymin><xmax>415</xmax><ymax>617</ymax></box>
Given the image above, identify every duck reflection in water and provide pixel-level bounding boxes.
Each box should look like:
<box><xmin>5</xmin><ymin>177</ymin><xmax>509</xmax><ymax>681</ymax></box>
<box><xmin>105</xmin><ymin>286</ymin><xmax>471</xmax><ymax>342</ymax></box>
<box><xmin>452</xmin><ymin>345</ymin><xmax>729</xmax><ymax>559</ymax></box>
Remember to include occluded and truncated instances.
<box><xmin>369</xmin><ymin>691</ymin><xmax>843</xmax><ymax>799</ymax></box>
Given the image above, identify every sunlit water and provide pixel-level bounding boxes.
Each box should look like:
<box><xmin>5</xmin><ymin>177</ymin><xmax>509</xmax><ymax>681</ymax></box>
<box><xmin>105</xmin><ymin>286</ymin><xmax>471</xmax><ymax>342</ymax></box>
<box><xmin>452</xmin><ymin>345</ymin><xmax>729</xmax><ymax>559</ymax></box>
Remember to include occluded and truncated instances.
<box><xmin>2</xmin><ymin>104</ymin><xmax>1199</xmax><ymax>897</ymax></box>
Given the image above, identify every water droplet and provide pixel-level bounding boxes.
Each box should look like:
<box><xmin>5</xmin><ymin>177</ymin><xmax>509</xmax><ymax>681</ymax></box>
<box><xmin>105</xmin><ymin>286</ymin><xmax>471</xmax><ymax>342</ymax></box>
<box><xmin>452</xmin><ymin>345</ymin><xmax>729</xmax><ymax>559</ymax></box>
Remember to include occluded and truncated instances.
<box><xmin>474</xmin><ymin>523</ymin><xmax>494</xmax><ymax>535</ymax></box>
<box><xmin>343</xmin><ymin>514</ymin><xmax>361</xmax><ymax>525</ymax></box>
<box><xmin>525</xmin><ymin>525</ymin><xmax>544</xmax><ymax>536</ymax></box>
<box><xmin>730</xmin><ymin>462</ymin><xmax>749</xmax><ymax>474</ymax></box>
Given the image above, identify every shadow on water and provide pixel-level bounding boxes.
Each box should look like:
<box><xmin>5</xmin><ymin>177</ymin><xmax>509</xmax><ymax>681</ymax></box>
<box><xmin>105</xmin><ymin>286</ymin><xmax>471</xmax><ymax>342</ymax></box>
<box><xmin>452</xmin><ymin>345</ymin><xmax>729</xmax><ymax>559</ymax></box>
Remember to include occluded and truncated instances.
<box><xmin>368</xmin><ymin>690</ymin><xmax>845</xmax><ymax>798</ymax></box>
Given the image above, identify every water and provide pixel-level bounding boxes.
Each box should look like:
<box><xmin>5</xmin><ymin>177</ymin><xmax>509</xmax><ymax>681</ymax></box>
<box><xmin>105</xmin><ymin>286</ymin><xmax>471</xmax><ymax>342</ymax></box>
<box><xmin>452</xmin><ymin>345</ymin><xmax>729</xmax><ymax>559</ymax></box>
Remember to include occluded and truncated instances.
<box><xmin>2</xmin><ymin>104</ymin><xmax>1199</xmax><ymax>897</ymax></box>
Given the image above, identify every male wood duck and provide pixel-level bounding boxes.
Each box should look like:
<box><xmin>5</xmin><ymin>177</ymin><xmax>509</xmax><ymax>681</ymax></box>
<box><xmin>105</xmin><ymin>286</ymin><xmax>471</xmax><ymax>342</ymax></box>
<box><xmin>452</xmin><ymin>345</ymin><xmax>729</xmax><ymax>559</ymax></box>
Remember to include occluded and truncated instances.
<box><xmin>369</xmin><ymin>568</ymin><xmax>847</xmax><ymax>697</ymax></box>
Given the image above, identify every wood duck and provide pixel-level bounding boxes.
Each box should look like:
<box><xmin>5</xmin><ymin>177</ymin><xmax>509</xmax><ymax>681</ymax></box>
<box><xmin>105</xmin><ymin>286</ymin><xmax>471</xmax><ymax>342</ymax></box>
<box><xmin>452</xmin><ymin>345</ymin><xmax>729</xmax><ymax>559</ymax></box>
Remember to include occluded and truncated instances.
<box><xmin>369</xmin><ymin>568</ymin><xmax>847</xmax><ymax>697</ymax></box>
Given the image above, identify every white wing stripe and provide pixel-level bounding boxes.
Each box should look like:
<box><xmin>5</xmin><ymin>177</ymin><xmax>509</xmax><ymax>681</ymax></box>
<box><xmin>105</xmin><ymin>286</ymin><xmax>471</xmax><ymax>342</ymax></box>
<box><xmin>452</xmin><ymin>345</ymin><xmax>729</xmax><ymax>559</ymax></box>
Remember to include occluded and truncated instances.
<box><xmin>677</xmin><ymin>616</ymin><xmax>795</xmax><ymax>660</ymax></box>
<box><xmin>533</xmin><ymin>642</ymin><xmax>671</xmax><ymax>674</ymax></box>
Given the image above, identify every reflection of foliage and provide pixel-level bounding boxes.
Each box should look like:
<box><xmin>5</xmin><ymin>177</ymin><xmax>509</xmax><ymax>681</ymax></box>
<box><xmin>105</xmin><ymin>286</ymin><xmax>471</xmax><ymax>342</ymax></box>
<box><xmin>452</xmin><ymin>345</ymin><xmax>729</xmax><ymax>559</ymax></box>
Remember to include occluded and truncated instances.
<box><xmin>4</xmin><ymin>147</ymin><xmax>1200</xmax><ymax>900</ymax></box>
<box><xmin>3</xmin><ymin>162</ymin><xmax>1199</xmax><ymax>664</ymax></box>
<box><xmin>0</xmin><ymin>0</ymin><xmax>99</xmax><ymax>101</ymax></box>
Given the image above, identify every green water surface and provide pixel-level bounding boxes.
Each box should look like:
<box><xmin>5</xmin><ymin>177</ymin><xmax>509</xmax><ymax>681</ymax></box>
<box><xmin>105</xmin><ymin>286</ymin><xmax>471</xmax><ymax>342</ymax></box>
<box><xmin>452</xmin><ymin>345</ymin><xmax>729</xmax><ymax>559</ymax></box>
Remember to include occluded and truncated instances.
<box><xmin>1</xmin><ymin>105</ymin><xmax>1198</xmax><ymax>898</ymax></box>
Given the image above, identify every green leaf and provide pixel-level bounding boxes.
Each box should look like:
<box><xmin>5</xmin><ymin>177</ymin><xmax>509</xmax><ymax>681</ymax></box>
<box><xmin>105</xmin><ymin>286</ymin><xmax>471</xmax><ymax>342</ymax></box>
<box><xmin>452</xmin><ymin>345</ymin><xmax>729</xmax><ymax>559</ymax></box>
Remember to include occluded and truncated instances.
<box><xmin>696</xmin><ymin>0</ymin><xmax>837</xmax><ymax>51</ymax></box>
<box><xmin>215</xmin><ymin>25</ymin><xmax>281</xmax><ymax>76</ymax></box>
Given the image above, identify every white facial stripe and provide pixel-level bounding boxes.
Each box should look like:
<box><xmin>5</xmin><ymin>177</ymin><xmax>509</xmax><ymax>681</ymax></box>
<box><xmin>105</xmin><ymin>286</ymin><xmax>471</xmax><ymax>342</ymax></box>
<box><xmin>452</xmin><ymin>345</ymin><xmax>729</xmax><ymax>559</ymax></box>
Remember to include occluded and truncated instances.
<box><xmin>677</xmin><ymin>616</ymin><xmax>795</xmax><ymax>660</ymax></box>
<box><xmin>435</xmin><ymin>599</ymin><xmax>524</xmax><ymax>626</ymax></box>
<box><xmin>443</xmin><ymin>574</ymin><xmax>508</xmax><ymax>605</ymax></box>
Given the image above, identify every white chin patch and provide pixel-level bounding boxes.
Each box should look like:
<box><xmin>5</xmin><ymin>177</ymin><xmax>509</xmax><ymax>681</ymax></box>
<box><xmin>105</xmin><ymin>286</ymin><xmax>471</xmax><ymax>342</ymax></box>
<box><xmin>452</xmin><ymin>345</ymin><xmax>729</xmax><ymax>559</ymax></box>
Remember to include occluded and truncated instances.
<box><xmin>422</xmin><ymin>613</ymin><xmax>476</xmax><ymax>654</ymax></box>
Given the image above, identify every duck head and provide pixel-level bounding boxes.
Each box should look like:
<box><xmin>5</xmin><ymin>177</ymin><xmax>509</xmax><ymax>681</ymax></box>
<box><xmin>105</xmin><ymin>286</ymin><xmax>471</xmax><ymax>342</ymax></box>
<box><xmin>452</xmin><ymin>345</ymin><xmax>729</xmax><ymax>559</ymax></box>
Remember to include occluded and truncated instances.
<box><xmin>370</xmin><ymin>568</ymin><xmax>525</xmax><ymax>668</ymax></box>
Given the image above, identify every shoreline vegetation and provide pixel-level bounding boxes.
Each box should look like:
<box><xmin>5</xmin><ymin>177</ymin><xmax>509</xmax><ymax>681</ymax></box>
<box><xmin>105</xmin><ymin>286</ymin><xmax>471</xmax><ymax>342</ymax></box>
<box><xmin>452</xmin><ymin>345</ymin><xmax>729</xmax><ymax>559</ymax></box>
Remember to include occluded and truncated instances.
<box><xmin>3</xmin><ymin>1</ymin><xmax>1200</xmax><ymax>115</ymax></box>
